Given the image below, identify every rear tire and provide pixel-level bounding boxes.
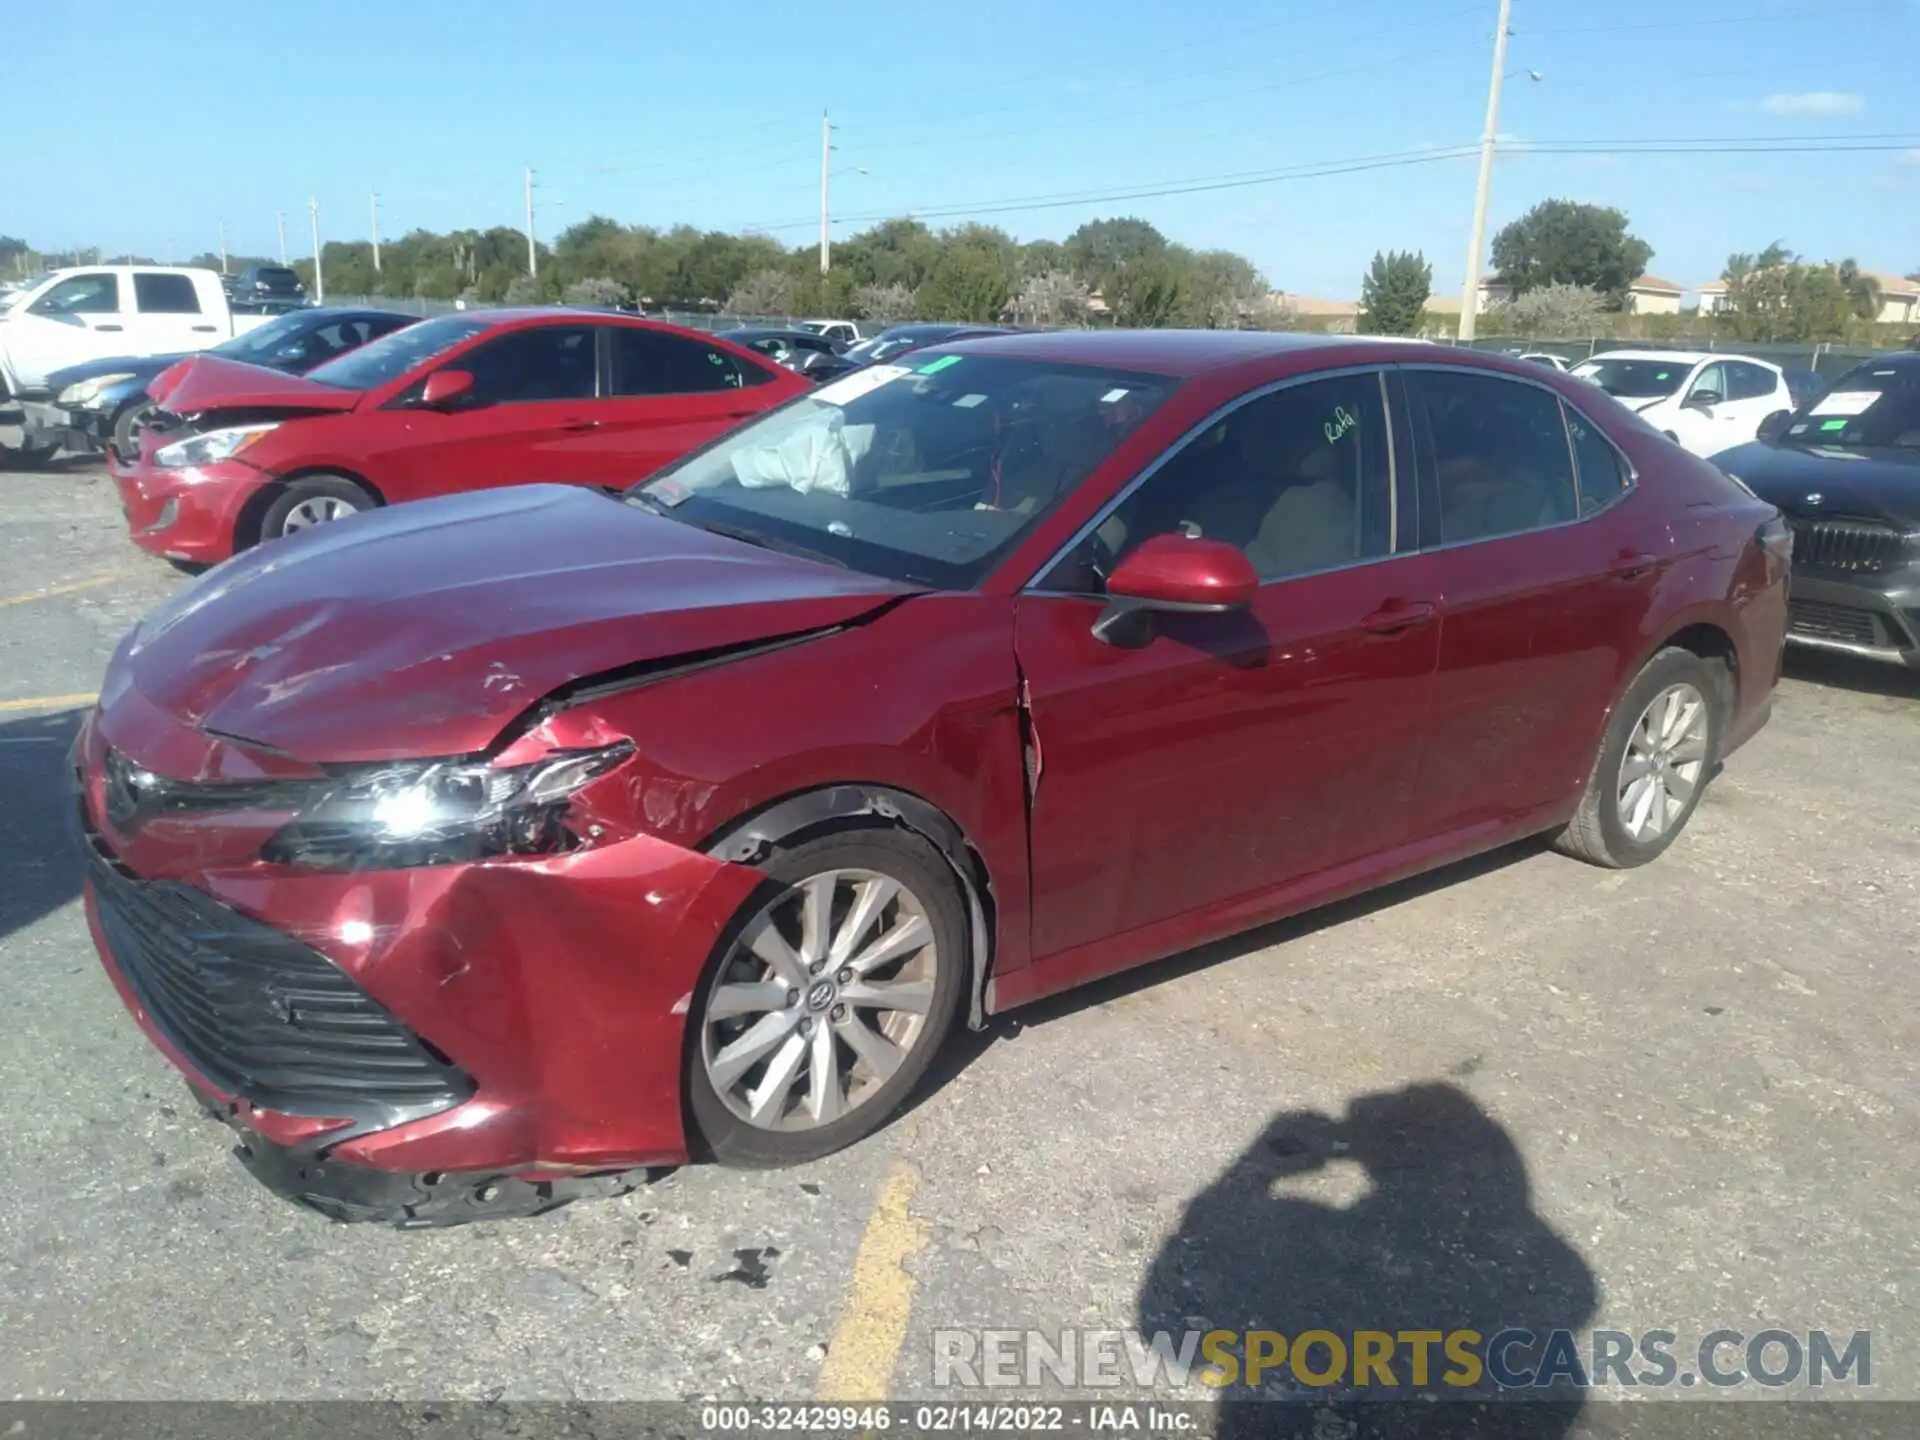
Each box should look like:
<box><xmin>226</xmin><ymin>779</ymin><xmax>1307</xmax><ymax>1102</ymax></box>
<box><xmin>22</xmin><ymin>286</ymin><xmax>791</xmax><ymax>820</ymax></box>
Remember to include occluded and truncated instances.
<box><xmin>686</xmin><ymin>827</ymin><xmax>966</xmax><ymax>1168</ymax></box>
<box><xmin>1555</xmin><ymin>647</ymin><xmax>1723</xmax><ymax>868</ymax></box>
<box><xmin>256</xmin><ymin>473</ymin><xmax>376</xmax><ymax>544</ymax></box>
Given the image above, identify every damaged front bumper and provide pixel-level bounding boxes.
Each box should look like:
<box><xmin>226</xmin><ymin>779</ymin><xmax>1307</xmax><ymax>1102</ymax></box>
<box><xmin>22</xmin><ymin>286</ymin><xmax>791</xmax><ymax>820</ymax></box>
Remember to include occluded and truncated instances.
<box><xmin>75</xmin><ymin>709</ymin><xmax>764</xmax><ymax>1225</ymax></box>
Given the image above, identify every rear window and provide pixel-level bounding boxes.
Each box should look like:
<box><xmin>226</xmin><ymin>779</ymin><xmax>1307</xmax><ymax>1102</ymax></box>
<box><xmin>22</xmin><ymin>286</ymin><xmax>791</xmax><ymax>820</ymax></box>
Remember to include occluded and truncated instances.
<box><xmin>252</xmin><ymin>268</ymin><xmax>301</xmax><ymax>288</ymax></box>
<box><xmin>133</xmin><ymin>273</ymin><xmax>201</xmax><ymax>314</ymax></box>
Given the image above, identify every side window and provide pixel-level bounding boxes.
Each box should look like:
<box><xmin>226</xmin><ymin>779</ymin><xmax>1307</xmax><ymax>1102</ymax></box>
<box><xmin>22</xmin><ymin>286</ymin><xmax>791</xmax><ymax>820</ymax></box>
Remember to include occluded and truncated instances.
<box><xmin>1689</xmin><ymin>362</ymin><xmax>1728</xmax><ymax>404</ymax></box>
<box><xmin>459</xmin><ymin>326</ymin><xmax>597</xmax><ymax>403</ymax></box>
<box><xmin>29</xmin><ymin>273</ymin><xmax>122</xmax><ymax>316</ymax></box>
<box><xmin>1065</xmin><ymin>372</ymin><xmax>1395</xmax><ymax>587</ymax></box>
<box><xmin>1563</xmin><ymin>402</ymin><xmax>1631</xmax><ymax>515</ymax></box>
<box><xmin>610</xmin><ymin>328</ymin><xmax>750</xmax><ymax>395</ymax></box>
<box><xmin>1726</xmin><ymin>362</ymin><xmax>1776</xmax><ymax>402</ymax></box>
<box><xmin>1415</xmin><ymin>370</ymin><xmax>1577</xmax><ymax>544</ymax></box>
<box><xmin>132</xmin><ymin>273</ymin><xmax>201</xmax><ymax>314</ymax></box>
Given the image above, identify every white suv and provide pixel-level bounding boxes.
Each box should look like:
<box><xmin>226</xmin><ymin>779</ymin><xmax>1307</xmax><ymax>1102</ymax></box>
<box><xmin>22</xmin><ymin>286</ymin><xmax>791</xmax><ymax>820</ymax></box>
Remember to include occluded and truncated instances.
<box><xmin>1571</xmin><ymin>349</ymin><xmax>1793</xmax><ymax>457</ymax></box>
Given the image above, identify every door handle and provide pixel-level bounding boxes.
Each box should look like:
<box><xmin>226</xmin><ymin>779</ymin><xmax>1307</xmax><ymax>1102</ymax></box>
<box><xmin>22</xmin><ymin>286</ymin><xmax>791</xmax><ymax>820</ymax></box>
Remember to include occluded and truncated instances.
<box><xmin>191</xmin><ymin>324</ymin><xmax>217</xmax><ymax>332</ymax></box>
<box><xmin>1359</xmin><ymin>599</ymin><xmax>1437</xmax><ymax>635</ymax></box>
<box><xmin>560</xmin><ymin>419</ymin><xmax>601</xmax><ymax>432</ymax></box>
<box><xmin>1609</xmin><ymin>552</ymin><xmax>1656</xmax><ymax>580</ymax></box>
<box><xmin>723</xmin><ymin>408</ymin><xmax>757</xmax><ymax>418</ymax></box>
<box><xmin>96</xmin><ymin>324</ymin><xmax>124</xmax><ymax>332</ymax></box>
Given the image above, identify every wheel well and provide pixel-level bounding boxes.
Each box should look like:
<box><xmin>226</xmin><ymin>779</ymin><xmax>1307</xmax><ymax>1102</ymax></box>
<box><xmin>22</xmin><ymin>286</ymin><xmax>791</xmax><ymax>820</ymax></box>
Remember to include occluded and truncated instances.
<box><xmin>233</xmin><ymin>467</ymin><xmax>384</xmax><ymax>553</ymax></box>
<box><xmin>700</xmin><ymin>784</ymin><xmax>998</xmax><ymax>1032</ymax></box>
<box><xmin>1660</xmin><ymin>622</ymin><xmax>1739</xmax><ymax>716</ymax></box>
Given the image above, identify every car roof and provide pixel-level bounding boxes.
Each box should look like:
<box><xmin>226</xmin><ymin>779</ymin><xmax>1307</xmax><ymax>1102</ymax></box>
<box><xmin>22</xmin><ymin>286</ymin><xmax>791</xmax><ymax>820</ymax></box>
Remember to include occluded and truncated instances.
<box><xmin>1581</xmin><ymin>349</ymin><xmax>1721</xmax><ymax>365</ymax></box>
<box><xmin>920</xmin><ymin>328</ymin><xmax>1446</xmax><ymax>379</ymax></box>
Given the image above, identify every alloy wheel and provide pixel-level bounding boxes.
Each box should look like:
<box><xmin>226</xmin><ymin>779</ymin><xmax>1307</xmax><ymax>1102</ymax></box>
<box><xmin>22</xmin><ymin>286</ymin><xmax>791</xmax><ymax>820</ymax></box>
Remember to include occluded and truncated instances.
<box><xmin>280</xmin><ymin>496</ymin><xmax>359</xmax><ymax>533</ymax></box>
<box><xmin>1617</xmin><ymin>681</ymin><xmax>1709</xmax><ymax>842</ymax></box>
<box><xmin>700</xmin><ymin>868</ymin><xmax>939</xmax><ymax>1131</ymax></box>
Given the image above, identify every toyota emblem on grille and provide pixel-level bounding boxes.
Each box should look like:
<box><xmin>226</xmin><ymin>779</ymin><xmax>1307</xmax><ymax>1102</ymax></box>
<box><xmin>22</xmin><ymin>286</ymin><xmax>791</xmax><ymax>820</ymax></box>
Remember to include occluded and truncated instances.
<box><xmin>103</xmin><ymin>750</ymin><xmax>161</xmax><ymax>831</ymax></box>
<box><xmin>1804</xmin><ymin>492</ymin><xmax>1823</xmax><ymax>508</ymax></box>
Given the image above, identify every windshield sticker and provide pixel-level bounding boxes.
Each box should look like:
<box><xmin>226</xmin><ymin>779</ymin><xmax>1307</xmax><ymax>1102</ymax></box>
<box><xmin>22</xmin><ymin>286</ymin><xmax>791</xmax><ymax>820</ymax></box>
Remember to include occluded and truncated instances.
<box><xmin>810</xmin><ymin>363</ymin><xmax>912</xmax><ymax>405</ymax></box>
<box><xmin>1323</xmin><ymin>404</ymin><xmax>1358</xmax><ymax>444</ymax></box>
<box><xmin>1811</xmin><ymin>390</ymin><xmax>1879</xmax><ymax>417</ymax></box>
<box><xmin>1820</xmin><ymin>418</ymin><xmax>1849</xmax><ymax>432</ymax></box>
<box><xmin>953</xmin><ymin>393</ymin><xmax>987</xmax><ymax>409</ymax></box>
<box><xmin>1789</xmin><ymin>423</ymin><xmax>1810</xmax><ymax>435</ymax></box>
<box><xmin>1100</xmin><ymin>388</ymin><xmax>1131</xmax><ymax>403</ymax></box>
<box><xmin>917</xmin><ymin>355</ymin><xmax>962</xmax><ymax>375</ymax></box>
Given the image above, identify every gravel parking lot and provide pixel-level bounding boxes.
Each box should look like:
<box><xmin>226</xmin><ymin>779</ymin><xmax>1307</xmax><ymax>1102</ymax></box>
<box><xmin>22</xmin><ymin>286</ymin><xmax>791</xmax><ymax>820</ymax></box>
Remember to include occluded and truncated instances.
<box><xmin>2</xmin><ymin>455</ymin><xmax>1916</xmax><ymax>1425</ymax></box>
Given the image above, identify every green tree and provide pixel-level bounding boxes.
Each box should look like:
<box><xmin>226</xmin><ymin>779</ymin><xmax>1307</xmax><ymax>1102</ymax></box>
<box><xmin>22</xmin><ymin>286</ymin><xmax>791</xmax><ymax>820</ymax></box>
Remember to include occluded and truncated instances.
<box><xmin>1504</xmin><ymin>282</ymin><xmax>1606</xmax><ymax>339</ymax></box>
<box><xmin>563</xmin><ymin>276</ymin><xmax>631</xmax><ymax>308</ymax></box>
<box><xmin>1106</xmin><ymin>257</ymin><xmax>1184</xmax><ymax>328</ymax></box>
<box><xmin>1009</xmin><ymin>270</ymin><xmax>1093</xmax><ymax>327</ymax></box>
<box><xmin>1836</xmin><ymin>259</ymin><xmax>1882</xmax><ymax>322</ymax></box>
<box><xmin>725</xmin><ymin>268</ymin><xmax>793</xmax><ymax>317</ymax></box>
<box><xmin>853</xmin><ymin>281</ymin><xmax>918</xmax><ymax>323</ymax></box>
<box><xmin>918</xmin><ymin>244</ymin><xmax>1015</xmax><ymax>322</ymax></box>
<box><xmin>1358</xmin><ymin>250</ymin><xmax>1432</xmax><ymax>334</ymax></box>
<box><xmin>1490</xmin><ymin>199</ymin><xmax>1653</xmax><ymax>307</ymax></box>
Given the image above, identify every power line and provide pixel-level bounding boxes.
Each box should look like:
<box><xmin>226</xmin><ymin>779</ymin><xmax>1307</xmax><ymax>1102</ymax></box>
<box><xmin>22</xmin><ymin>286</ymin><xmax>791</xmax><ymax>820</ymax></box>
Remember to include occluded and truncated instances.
<box><xmin>1523</xmin><ymin>0</ymin><xmax>1893</xmax><ymax>37</ymax></box>
<box><xmin>738</xmin><ymin>133</ymin><xmax>1920</xmax><ymax>235</ymax></box>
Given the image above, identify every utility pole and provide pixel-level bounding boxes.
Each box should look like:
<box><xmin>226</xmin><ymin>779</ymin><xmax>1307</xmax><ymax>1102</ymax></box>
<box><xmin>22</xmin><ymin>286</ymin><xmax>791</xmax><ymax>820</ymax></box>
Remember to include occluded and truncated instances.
<box><xmin>819</xmin><ymin>111</ymin><xmax>832</xmax><ymax>275</ymax></box>
<box><xmin>371</xmin><ymin>191</ymin><xmax>383</xmax><ymax>275</ymax></box>
<box><xmin>276</xmin><ymin>210</ymin><xmax>288</xmax><ymax>264</ymax></box>
<box><xmin>218</xmin><ymin>222</ymin><xmax>229</xmax><ymax>275</ymax></box>
<box><xmin>1457</xmin><ymin>0</ymin><xmax>1512</xmax><ymax>343</ymax></box>
<box><xmin>524</xmin><ymin>166</ymin><xmax>538</xmax><ymax>278</ymax></box>
<box><xmin>308</xmin><ymin>196</ymin><xmax>325</xmax><ymax>303</ymax></box>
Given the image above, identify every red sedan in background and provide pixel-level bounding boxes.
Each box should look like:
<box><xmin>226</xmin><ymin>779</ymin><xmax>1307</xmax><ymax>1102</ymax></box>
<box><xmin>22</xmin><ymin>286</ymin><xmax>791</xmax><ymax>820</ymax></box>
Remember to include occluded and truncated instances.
<box><xmin>75</xmin><ymin>332</ymin><xmax>1787</xmax><ymax>1224</ymax></box>
<box><xmin>109</xmin><ymin>309</ymin><xmax>808</xmax><ymax>566</ymax></box>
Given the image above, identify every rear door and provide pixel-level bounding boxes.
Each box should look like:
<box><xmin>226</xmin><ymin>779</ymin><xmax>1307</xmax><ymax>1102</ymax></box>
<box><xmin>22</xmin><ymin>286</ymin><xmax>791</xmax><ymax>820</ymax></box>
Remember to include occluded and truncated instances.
<box><xmin>1395</xmin><ymin>366</ymin><xmax>1671</xmax><ymax>839</ymax></box>
<box><xmin>1015</xmin><ymin>367</ymin><xmax>1441</xmax><ymax>979</ymax></box>
<box><xmin>355</xmin><ymin>323</ymin><xmax>605</xmax><ymax>499</ymax></box>
<box><xmin>124</xmin><ymin>272</ymin><xmax>218</xmax><ymax>356</ymax></box>
<box><xmin>1723</xmin><ymin>360</ymin><xmax>1789</xmax><ymax>443</ymax></box>
<box><xmin>591</xmin><ymin>326</ymin><xmax>788</xmax><ymax>484</ymax></box>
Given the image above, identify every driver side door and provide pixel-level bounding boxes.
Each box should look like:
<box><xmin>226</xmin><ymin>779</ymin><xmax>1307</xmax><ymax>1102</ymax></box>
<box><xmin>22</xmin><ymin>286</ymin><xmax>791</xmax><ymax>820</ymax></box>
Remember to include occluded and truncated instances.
<box><xmin>1012</xmin><ymin>368</ymin><xmax>1442</xmax><ymax>995</ymax></box>
<box><xmin>1667</xmin><ymin>361</ymin><xmax>1727</xmax><ymax>455</ymax></box>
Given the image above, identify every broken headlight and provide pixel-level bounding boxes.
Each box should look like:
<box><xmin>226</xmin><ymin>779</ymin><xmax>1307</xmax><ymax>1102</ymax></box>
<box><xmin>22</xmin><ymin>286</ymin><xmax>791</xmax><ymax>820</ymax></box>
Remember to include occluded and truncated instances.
<box><xmin>262</xmin><ymin>743</ymin><xmax>633</xmax><ymax>871</ymax></box>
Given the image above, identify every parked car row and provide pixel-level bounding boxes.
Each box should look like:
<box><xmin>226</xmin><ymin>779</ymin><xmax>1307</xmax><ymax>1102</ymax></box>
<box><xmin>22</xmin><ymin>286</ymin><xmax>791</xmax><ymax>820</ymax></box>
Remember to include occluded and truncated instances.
<box><xmin>73</xmin><ymin>331</ymin><xmax>1793</xmax><ymax>1221</ymax></box>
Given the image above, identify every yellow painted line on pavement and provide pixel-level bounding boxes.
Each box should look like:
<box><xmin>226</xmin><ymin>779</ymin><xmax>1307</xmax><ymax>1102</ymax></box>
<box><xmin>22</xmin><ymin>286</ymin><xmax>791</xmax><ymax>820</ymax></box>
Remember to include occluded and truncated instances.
<box><xmin>0</xmin><ymin>572</ymin><xmax>122</xmax><ymax>607</ymax></box>
<box><xmin>815</xmin><ymin>1159</ymin><xmax>929</xmax><ymax>1402</ymax></box>
<box><xmin>0</xmin><ymin>691</ymin><xmax>97</xmax><ymax>714</ymax></box>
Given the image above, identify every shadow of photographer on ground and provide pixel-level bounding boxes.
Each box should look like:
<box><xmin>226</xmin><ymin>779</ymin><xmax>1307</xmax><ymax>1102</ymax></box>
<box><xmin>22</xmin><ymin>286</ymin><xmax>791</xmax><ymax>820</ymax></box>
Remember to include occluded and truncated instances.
<box><xmin>1139</xmin><ymin>1082</ymin><xmax>1598</xmax><ymax>1438</ymax></box>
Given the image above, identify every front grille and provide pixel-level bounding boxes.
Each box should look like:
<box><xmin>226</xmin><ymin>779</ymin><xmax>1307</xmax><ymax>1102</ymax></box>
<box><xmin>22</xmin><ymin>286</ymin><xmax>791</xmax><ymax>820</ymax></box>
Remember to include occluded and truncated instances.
<box><xmin>1789</xmin><ymin>518</ymin><xmax>1911</xmax><ymax>574</ymax></box>
<box><xmin>86</xmin><ymin>845</ymin><xmax>469</xmax><ymax>1119</ymax></box>
<box><xmin>1787</xmin><ymin>599</ymin><xmax>1889</xmax><ymax>648</ymax></box>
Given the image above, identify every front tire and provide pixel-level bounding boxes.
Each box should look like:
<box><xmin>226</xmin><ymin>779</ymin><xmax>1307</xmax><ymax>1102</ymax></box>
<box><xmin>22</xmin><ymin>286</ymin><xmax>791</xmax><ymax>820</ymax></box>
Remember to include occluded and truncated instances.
<box><xmin>256</xmin><ymin>473</ymin><xmax>375</xmax><ymax>544</ymax></box>
<box><xmin>1555</xmin><ymin>647</ymin><xmax>1723</xmax><ymax>868</ymax></box>
<box><xmin>686</xmin><ymin>828</ymin><xmax>966</xmax><ymax>1167</ymax></box>
<box><xmin>111</xmin><ymin>400</ymin><xmax>157</xmax><ymax>462</ymax></box>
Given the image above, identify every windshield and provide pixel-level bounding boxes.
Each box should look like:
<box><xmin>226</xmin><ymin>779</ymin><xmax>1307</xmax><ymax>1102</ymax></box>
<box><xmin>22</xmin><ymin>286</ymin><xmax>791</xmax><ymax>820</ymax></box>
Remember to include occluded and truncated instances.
<box><xmin>1571</xmin><ymin>357</ymin><xmax>1695</xmax><ymax>399</ymax></box>
<box><xmin>630</xmin><ymin>354</ymin><xmax>1173</xmax><ymax>587</ymax></box>
<box><xmin>1782</xmin><ymin>364</ymin><xmax>1920</xmax><ymax>449</ymax></box>
<box><xmin>209</xmin><ymin>309</ymin><xmax>321</xmax><ymax>360</ymax></box>
<box><xmin>305</xmin><ymin>314</ymin><xmax>490</xmax><ymax>390</ymax></box>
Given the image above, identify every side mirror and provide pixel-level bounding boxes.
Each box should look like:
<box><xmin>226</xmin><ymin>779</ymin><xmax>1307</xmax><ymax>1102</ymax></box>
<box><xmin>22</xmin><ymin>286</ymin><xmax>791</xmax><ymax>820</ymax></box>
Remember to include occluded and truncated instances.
<box><xmin>1756</xmin><ymin>411</ymin><xmax>1791</xmax><ymax>445</ymax></box>
<box><xmin>1685</xmin><ymin>388</ymin><xmax>1722</xmax><ymax>409</ymax></box>
<box><xmin>1093</xmin><ymin>535</ymin><xmax>1259</xmax><ymax>647</ymax></box>
<box><xmin>420</xmin><ymin>368</ymin><xmax>475</xmax><ymax>409</ymax></box>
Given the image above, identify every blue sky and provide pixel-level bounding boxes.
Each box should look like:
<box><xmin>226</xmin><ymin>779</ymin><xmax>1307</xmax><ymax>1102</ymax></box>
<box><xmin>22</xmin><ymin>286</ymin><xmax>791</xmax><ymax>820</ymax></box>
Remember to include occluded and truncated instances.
<box><xmin>4</xmin><ymin>0</ymin><xmax>1917</xmax><ymax>299</ymax></box>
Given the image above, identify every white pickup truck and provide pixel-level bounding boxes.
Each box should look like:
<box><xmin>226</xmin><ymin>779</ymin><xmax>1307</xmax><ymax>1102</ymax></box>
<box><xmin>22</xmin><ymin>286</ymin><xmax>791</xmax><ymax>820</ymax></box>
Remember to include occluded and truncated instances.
<box><xmin>0</xmin><ymin>266</ymin><xmax>277</xmax><ymax>401</ymax></box>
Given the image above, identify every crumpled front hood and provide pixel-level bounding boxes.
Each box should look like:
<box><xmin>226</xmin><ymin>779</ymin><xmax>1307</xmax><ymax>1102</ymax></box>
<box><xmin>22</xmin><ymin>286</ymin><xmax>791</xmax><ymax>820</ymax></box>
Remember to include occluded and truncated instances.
<box><xmin>111</xmin><ymin>484</ymin><xmax>916</xmax><ymax>763</ymax></box>
<box><xmin>148</xmin><ymin>354</ymin><xmax>361</xmax><ymax>416</ymax></box>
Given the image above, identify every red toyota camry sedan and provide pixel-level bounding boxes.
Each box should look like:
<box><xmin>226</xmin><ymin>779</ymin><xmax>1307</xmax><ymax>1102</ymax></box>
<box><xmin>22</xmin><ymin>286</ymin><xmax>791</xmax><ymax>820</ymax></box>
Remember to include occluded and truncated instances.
<box><xmin>107</xmin><ymin>309</ymin><xmax>808</xmax><ymax>566</ymax></box>
<box><xmin>75</xmin><ymin>332</ymin><xmax>1788</xmax><ymax>1224</ymax></box>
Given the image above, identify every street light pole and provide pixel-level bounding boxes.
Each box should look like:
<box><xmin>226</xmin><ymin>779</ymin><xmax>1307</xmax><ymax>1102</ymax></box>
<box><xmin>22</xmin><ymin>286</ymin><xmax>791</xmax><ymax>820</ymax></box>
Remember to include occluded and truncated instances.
<box><xmin>308</xmin><ymin>196</ymin><xmax>325</xmax><ymax>303</ymax></box>
<box><xmin>217</xmin><ymin>222</ymin><xmax>228</xmax><ymax>276</ymax></box>
<box><xmin>276</xmin><ymin>210</ymin><xmax>288</xmax><ymax>265</ymax></box>
<box><xmin>819</xmin><ymin>111</ymin><xmax>832</xmax><ymax>275</ymax></box>
<box><xmin>371</xmin><ymin>191</ymin><xmax>382</xmax><ymax>275</ymax></box>
<box><xmin>1457</xmin><ymin>0</ymin><xmax>1512</xmax><ymax>343</ymax></box>
<box><xmin>525</xmin><ymin>166</ymin><xmax>538</xmax><ymax>279</ymax></box>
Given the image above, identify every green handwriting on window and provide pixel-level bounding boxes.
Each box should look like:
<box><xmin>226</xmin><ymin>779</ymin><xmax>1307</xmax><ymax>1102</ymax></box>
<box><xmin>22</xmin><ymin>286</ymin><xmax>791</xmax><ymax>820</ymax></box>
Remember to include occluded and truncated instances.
<box><xmin>1324</xmin><ymin>405</ymin><xmax>1358</xmax><ymax>444</ymax></box>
